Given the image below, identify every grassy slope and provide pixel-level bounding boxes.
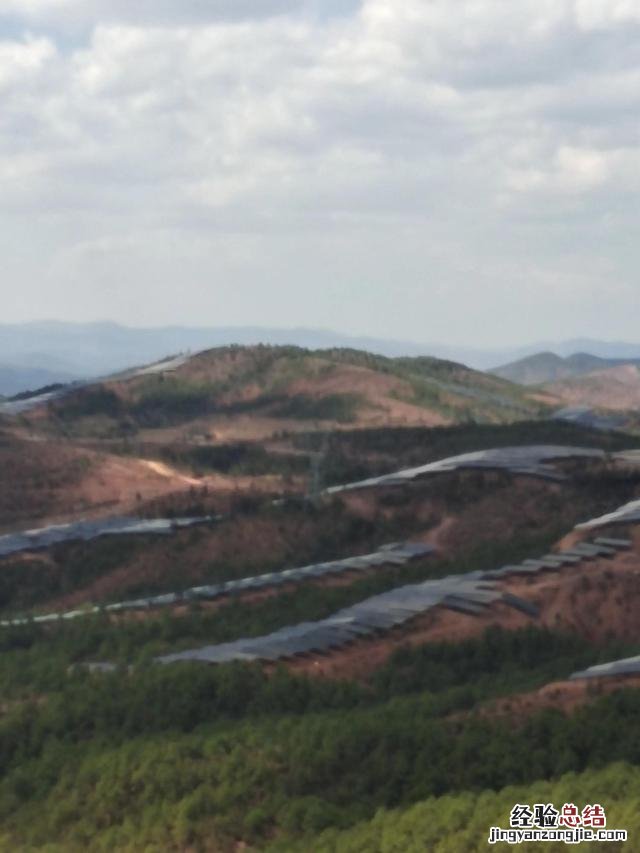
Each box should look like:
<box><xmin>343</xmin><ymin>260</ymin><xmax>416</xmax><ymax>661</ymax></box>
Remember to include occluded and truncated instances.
<box><xmin>34</xmin><ymin>345</ymin><xmax>546</xmax><ymax>437</ymax></box>
<box><xmin>0</xmin><ymin>433</ymin><xmax>95</xmax><ymax>529</ymax></box>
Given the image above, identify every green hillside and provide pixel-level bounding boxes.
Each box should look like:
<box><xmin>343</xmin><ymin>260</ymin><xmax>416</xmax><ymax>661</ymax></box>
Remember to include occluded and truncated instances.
<box><xmin>492</xmin><ymin>350</ymin><xmax>640</xmax><ymax>386</ymax></box>
<box><xmin>35</xmin><ymin>345</ymin><xmax>546</xmax><ymax>437</ymax></box>
<box><xmin>280</xmin><ymin>763</ymin><xmax>638</xmax><ymax>852</ymax></box>
<box><xmin>1</xmin><ymin>620</ymin><xmax>639</xmax><ymax>851</ymax></box>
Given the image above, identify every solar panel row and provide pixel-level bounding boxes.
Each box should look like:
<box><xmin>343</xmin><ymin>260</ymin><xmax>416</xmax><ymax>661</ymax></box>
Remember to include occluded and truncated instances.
<box><xmin>482</xmin><ymin>538</ymin><xmax>628</xmax><ymax>580</ymax></box>
<box><xmin>576</xmin><ymin>497</ymin><xmax>640</xmax><ymax>530</ymax></box>
<box><xmin>0</xmin><ymin>515</ymin><xmax>215</xmax><ymax>560</ymax></box>
<box><xmin>570</xmin><ymin>655</ymin><xmax>640</xmax><ymax>681</ymax></box>
<box><xmin>2</xmin><ymin>445</ymin><xmax>631</xmax><ymax>564</ymax></box>
<box><xmin>0</xmin><ymin>541</ymin><xmax>435</xmax><ymax>628</ymax></box>
<box><xmin>155</xmin><ymin>571</ymin><xmax>517</xmax><ymax>666</ymax></box>
<box><xmin>325</xmin><ymin>446</ymin><xmax>608</xmax><ymax>494</ymax></box>
<box><xmin>150</xmin><ymin>537</ymin><xmax>631</xmax><ymax>667</ymax></box>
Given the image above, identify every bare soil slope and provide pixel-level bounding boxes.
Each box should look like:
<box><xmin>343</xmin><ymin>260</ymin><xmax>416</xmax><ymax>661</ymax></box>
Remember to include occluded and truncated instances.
<box><xmin>543</xmin><ymin>364</ymin><xmax>640</xmax><ymax>411</ymax></box>
<box><xmin>290</xmin><ymin>529</ymin><xmax>640</xmax><ymax>680</ymax></box>
<box><xmin>0</xmin><ymin>432</ymin><xmax>284</xmax><ymax>530</ymax></box>
<box><xmin>472</xmin><ymin>674</ymin><xmax>640</xmax><ymax>720</ymax></box>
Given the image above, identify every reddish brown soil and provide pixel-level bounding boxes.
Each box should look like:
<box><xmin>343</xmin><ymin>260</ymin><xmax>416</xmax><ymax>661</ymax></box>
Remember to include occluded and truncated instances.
<box><xmin>337</xmin><ymin>473</ymin><xmax>570</xmax><ymax>558</ymax></box>
<box><xmin>504</xmin><ymin>531</ymin><xmax>640</xmax><ymax>644</ymax></box>
<box><xmin>284</xmin><ymin>360</ymin><xmax>449</xmax><ymax>427</ymax></box>
<box><xmin>543</xmin><ymin>364</ymin><xmax>640</xmax><ymax>411</ymax></box>
<box><xmin>38</xmin><ymin>499</ymin><xmax>401</xmax><ymax>611</ymax></box>
<box><xmin>0</xmin><ymin>432</ymin><xmax>292</xmax><ymax>531</ymax></box>
<box><xmin>12</xmin><ymin>464</ymin><xmax>611</xmax><ymax>619</ymax></box>
<box><xmin>286</xmin><ymin>600</ymin><xmax>531</xmax><ymax>681</ymax></box>
<box><xmin>33</xmin><ymin>472</ymin><xmax>574</xmax><ymax>614</ymax></box>
<box><xmin>288</xmin><ymin>541</ymin><xmax>640</xmax><ymax>680</ymax></box>
<box><xmin>154</xmin><ymin>350</ymin><xmax>451</xmax><ymax>428</ymax></box>
<box><xmin>470</xmin><ymin>674</ymin><xmax>640</xmax><ymax>721</ymax></box>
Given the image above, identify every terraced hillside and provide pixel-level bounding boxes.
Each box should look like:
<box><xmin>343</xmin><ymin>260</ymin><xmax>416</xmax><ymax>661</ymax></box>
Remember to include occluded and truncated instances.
<box><xmin>4</xmin><ymin>376</ymin><xmax>640</xmax><ymax>850</ymax></box>
<box><xmin>3</xmin><ymin>435</ymin><xmax>639</xmax><ymax>618</ymax></box>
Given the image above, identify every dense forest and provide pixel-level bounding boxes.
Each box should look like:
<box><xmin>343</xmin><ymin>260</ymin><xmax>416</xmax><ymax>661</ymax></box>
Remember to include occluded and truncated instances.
<box><xmin>2</xmin><ymin>638</ymin><xmax>640</xmax><ymax>850</ymax></box>
<box><xmin>279</xmin><ymin>762</ymin><xmax>640</xmax><ymax>852</ymax></box>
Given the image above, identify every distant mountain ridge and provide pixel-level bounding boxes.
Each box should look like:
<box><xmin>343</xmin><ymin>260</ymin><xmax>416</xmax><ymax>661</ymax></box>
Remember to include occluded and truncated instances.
<box><xmin>491</xmin><ymin>351</ymin><xmax>640</xmax><ymax>386</ymax></box>
<box><xmin>0</xmin><ymin>364</ymin><xmax>78</xmax><ymax>398</ymax></box>
<box><xmin>2</xmin><ymin>321</ymin><xmax>640</xmax><ymax>394</ymax></box>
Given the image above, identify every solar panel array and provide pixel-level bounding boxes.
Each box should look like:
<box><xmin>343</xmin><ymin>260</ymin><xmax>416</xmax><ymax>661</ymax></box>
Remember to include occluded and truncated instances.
<box><xmin>3</xmin><ymin>434</ymin><xmax>637</xmax><ymax>672</ymax></box>
<box><xmin>156</xmin><ymin>571</ymin><xmax>529</xmax><ymax>666</ymax></box>
<box><xmin>421</xmin><ymin>378</ymin><xmax>534</xmax><ymax>415</ymax></box>
<box><xmin>0</xmin><ymin>387</ymin><xmax>70</xmax><ymax>416</ymax></box>
<box><xmin>178</xmin><ymin>541</ymin><xmax>434</xmax><ymax>602</ymax></box>
<box><xmin>0</xmin><ymin>514</ymin><xmax>214</xmax><ymax>560</ymax></box>
<box><xmin>0</xmin><ymin>444</ymin><xmax>624</xmax><ymax>564</ymax></box>
<box><xmin>482</xmin><ymin>537</ymin><xmax>630</xmax><ymax>579</ymax></box>
<box><xmin>11</xmin><ymin>531</ymin><xmax>619</xmax><ymax>634</ymax></box>
<box><xmin>326</xmin><ymin>445</ymin><xmax>607</xmax><ymax>494</ymax></box>
<box><xmin>0</xmin><ymin>541</ymin><xmax>435</xmax><ymax>628</ymax></box>
<box><xmin>570</xmin><ymin>655</ymin><xmax>640</xmax><ymax>681</ymax></box>
<box><xmin>83</xmin><ymin>536</ymin><xmax>640</xmax><ymax>674</ymax></box>
<box><xmin>577</xmin><ymin>497</ymin><xmax>640</xmax><ymax>530</ymax></box>
<box><xmin>150</xmin><ymin>536</ymin><xmax>631</xmax><ymax>667</ymax></box>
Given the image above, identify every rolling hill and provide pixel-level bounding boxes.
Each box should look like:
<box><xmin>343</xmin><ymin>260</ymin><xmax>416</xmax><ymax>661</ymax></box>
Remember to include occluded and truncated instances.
<box><xmin>4</xmin><ymin>343</ymin><xmax>640</xmax><ymax>851</ymax></box>
<box><xmin>491</xmin><ymin>351</ymin><xmax>640</xmax><ymax>386</ymax></box>
<box><xmin>11</xmin><ymin>344</ymin><xmax>547</xmax><ymax>439</ymax></box>
<box><xmin>543</xmin><ymin>363</ymin><xmax>640</xmax><ymax>411</ymax></box>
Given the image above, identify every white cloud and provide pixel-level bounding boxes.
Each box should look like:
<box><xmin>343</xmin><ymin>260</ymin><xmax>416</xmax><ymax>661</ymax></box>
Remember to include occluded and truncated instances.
<box><xmin>0</xmin><ymin>35</ymin><xmax>56</xmax><ymax>88</ymax></box>
<box><xmin>0</xmin><ymin>0</ymin><xmax>639</xmax><ymax>345</ymax></box>
<box><xmin>0</xmin><ymin>0</ymin><xmax>338</xmax><ymax>33</ymax></box>
<box><xmin>575</xmin><ymin>0</ymin><xmax>640</xmax><ymax>29</ymax></box>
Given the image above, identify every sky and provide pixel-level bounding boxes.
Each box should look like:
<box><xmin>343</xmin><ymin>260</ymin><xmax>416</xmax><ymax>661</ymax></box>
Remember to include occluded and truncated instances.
<box><xmin>1</xmin><ymin>0</ymin><xmax>639</xmax><ymax>347</ymax></box>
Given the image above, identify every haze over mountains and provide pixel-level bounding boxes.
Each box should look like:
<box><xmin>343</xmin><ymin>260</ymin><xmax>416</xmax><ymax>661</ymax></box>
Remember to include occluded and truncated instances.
<box><xmin>543</xmin><ymin>365</ymin><xmax>640</xmax><ymax>412</ymax></box>
<box><xmin>0</xmin><ymin>365</ymin><xmax>76</xmax><ymax>398</ymax></box>
<box><xmin>491</xmin><ymin>352</ymin><xmax>640</xmax><ymax>387</ymax></box>
<box><xmin>3</xmin><ymin>321</ymin><xmax>640</xmax><ymax>396</ymax></box>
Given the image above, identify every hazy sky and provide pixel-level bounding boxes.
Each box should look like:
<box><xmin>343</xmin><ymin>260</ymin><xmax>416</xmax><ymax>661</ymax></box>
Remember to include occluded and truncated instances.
<box><xmin>1</xmin><ymin>0</ymin><xmax>639</xmax><ymax>346</ymax></box>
